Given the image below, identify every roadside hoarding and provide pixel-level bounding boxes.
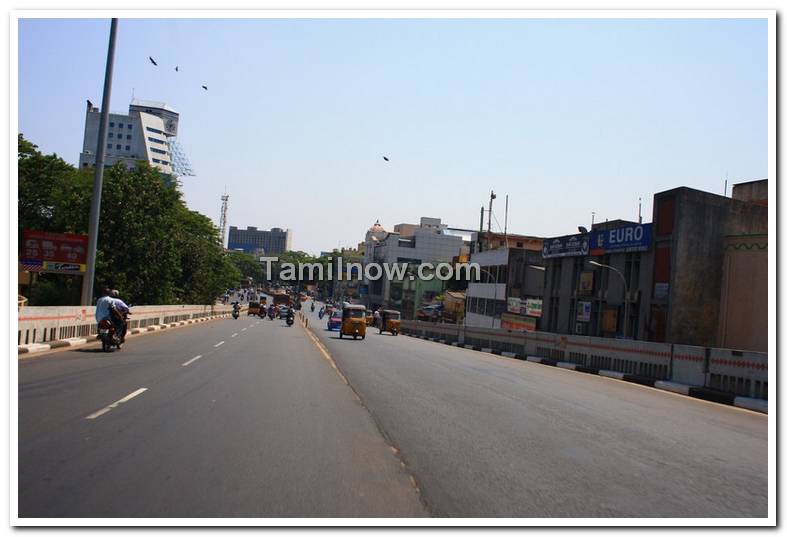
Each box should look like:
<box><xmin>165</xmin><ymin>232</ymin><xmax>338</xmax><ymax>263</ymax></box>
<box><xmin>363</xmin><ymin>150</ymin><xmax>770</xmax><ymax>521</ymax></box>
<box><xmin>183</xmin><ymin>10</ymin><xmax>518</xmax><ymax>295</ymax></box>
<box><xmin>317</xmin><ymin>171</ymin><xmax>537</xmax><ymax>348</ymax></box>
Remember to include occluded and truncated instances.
<box><xmin>507</xmin><ymin>296</ymin><xmax>522</xmax><ymax>313</ymax></box>
<box><xmin>501</xmin><ymin>312</ymin><xmax>537</xmax><ymax>331</ymax></box>
<box><xmin>579</xmin><ymin>271</ymin><xmax>594</xmax><ymax>294</ymax></box>
<box><xmin>589</xmin><ymin>223</ymin><xmax>652</xmax><ymax>255</ymax></box>
<box><xmin>577</xmin><ymin>301</ymin><xmax>592</xmax><ymax>322</ymax></box>
<box><xmin>542</xmin><ymin>233</ymin><xmax>589</xmax><ymax>258</ymax></box>
<box><xmin>20</xmin><ymin>230</ymin><xmax>88</xmax><ymax>274</ymax></box>
<box><xmin>524</xmin><ymin>298</ymin><xmax>542</xmax><ymax>317</ymax></box>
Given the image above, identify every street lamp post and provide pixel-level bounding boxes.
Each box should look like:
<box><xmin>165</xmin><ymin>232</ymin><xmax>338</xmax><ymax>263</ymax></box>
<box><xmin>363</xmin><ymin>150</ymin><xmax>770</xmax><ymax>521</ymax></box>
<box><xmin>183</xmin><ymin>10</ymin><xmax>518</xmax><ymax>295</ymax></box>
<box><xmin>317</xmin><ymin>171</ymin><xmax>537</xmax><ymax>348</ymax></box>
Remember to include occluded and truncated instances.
<box><xmin>589</xmin><ymin>260</ymin><xmax>629</xmax><ymax>338</ymax></box>
<box><xmin>80</xmin><ymin>18</ymin><xmax>118</xmax><ymax>305</ymax></box>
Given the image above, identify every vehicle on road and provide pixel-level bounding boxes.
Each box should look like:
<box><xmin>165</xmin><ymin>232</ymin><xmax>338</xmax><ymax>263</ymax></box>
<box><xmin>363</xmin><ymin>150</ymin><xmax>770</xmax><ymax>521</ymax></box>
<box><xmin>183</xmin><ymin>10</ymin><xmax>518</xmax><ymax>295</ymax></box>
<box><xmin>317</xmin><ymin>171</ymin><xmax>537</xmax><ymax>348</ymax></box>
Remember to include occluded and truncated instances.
<box><xmin>98</xmin><ymin>308</ymin><xmax>129</xmax><ymax>352</ymax></box>
<box><xmin>340</xmin><ymin>305</ymin><xmax>367</xmax><ymax>340</ymax></box>
<box><xmin>416</xmin><ymin>304</ymin><xmax>443</xmax><ymax>322</ymax></box>
<box><xmin>278</xmin><ymin>306</ymin><xmax>291</xmax><ymax>319</ymax></box>
<box><xmin>273</xmin><ymin>292</ymin><xmax>291</xmax><ymax>308</ymax></box>
<box><xmin>286</xmin><ymin>309</ymin><xmax>295</xmax><ymax>326</ymax></box>
<box><xmin>366</xmin><ymin>311</ymin><xmax>375</xmax><ymax>326</ymax></box>
<box><xmin>379</xmin><ymin>309</ymin><xmax>401</xmax><ymax>335</ymax></box>
<box><xmin>327</xmin><ymin>310</ymin><xmax>342</xmax><ymax>331</ymax></box>
<box><xmin>247</xmin><ymin>301</ymin><xmax>261</xmax><ymax>316</ymax></box>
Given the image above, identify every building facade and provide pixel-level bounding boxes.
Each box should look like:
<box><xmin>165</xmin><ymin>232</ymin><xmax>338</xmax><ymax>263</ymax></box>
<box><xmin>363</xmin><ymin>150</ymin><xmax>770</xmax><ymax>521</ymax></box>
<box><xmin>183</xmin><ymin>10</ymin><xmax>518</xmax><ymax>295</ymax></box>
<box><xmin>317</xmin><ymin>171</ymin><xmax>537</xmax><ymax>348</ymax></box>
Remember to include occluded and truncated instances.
<box><xmin>79</xmin><ymin>99</ymin><xmax>194</xmax><ymax>177</ymax></box>
<box><xmin>362</xmin><ymin>217</ymin><xmax>469</xmax><ymax>310</ymax></box>
<box><xmin>228</xmin><ymin>226</ymin><xmax>292</xmax><ymax>256</ymax></box>
<box><xmin>540</xmin><ymin>221</ymin><xmax>654</xmax><ymax>339</ymax></box>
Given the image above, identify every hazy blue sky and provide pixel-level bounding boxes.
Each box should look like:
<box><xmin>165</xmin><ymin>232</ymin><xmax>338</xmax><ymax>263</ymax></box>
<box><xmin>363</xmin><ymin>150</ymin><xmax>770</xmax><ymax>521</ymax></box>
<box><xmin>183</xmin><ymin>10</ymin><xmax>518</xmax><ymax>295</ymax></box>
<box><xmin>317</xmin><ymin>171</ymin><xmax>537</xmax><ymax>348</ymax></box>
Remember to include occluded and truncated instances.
<box><xmin>18</xmin><ymin>17</ymin><xmax>768</xmax><ymax>255</ymax></box>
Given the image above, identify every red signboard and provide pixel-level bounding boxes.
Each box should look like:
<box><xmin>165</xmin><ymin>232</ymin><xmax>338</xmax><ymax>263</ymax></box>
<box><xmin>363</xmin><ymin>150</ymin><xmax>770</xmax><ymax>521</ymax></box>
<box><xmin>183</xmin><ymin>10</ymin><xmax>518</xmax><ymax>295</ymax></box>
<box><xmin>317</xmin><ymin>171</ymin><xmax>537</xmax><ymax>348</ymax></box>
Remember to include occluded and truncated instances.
<box><xmin>21</xmin><ymin>230</ymin><xmax>88</xmax><ymax>264</ymax></box>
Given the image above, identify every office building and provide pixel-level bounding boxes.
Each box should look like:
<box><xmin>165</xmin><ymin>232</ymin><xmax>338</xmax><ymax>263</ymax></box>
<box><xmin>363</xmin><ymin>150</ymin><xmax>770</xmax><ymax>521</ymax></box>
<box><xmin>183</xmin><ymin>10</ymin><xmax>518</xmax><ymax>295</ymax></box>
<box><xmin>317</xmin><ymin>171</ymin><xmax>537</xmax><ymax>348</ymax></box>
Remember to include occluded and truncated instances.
<box><xmin>79</xmin><ymin>99</ymin><xmax>194</xmax><ymax>177</ymax></box>
<box><xmin>228</xmin><ymin>226</ymin><xmax>292</xmax><ymax>256</ymax></box>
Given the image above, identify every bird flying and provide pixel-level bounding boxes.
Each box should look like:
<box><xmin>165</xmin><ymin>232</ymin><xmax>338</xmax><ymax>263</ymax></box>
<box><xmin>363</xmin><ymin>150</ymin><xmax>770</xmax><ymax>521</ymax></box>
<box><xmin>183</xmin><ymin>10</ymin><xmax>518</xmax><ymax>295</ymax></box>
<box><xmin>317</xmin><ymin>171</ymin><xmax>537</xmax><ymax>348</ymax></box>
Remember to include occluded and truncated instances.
<box><xmin>149</xmin><ymin>56</ymin><xmax>158</xmax><ymax>66</ymax></box>
<box><xmin>202</xmin><ymin>85</ymin><xmax>208</xmax><ymax>91</ymax></box>
<box><xmin>383</xmin><ymin>156</ymin><xmax>390</xmax><ymax>162</ymax></box>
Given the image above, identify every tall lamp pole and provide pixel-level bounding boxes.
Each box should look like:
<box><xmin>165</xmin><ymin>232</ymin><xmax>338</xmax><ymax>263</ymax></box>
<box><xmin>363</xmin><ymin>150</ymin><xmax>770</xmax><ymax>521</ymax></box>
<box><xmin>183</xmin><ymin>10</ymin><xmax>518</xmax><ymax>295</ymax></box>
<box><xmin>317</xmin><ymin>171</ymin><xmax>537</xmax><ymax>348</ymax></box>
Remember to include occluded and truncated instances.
<box><xmin>589</xmin><ymin>260</ymin><xmax>629</xmax><ymax>338</ymax></box>
<box><xmin>80</xmin><ymin>18</ymin><xmax>118</xmax><ymax>306</ymax></box>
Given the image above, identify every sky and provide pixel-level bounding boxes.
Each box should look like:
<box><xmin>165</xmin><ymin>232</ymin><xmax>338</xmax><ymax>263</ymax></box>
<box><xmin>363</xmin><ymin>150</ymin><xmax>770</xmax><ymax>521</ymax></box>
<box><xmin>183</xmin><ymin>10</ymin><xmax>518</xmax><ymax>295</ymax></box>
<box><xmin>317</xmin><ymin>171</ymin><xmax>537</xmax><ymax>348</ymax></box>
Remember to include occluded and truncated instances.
<box><xmin>18</xmin><ymin>17</ymin><xmax>768</xmax><ymax>255</ymax></box>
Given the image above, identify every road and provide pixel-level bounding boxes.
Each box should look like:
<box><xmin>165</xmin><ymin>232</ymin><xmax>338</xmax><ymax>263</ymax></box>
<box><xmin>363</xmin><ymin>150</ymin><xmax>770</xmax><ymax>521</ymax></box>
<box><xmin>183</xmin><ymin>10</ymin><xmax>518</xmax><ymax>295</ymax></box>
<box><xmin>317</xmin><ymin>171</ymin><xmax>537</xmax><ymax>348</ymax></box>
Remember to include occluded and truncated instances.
<box><xmin>303</xmin><ymin>304</ymin><xmax>767</xmax><ymax>518</ymax></box>
<box><xmin>18</xmin><ymin>312</ymin><xmax>425</xmax><ymax>517</ymax></box>
<box><xmin>18</xmin><ymin>300</ymin><xmax>767</xmax><ymax>518</ymax></box>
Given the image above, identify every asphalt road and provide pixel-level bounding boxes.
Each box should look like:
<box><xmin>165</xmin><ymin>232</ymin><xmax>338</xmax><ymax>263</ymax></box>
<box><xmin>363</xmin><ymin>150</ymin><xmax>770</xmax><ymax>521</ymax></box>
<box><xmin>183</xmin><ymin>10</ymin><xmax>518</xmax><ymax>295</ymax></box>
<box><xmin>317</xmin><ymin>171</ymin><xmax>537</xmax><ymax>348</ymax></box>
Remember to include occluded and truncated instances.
<box><xmin>18</xmin><ymin>313</ymin><xmax>425</xmax><ymax>517</ymax></box>
<box><xmin>305</xmin><ymin>304</ymin><xmax>768</xmax><ymax>517</ymax></box>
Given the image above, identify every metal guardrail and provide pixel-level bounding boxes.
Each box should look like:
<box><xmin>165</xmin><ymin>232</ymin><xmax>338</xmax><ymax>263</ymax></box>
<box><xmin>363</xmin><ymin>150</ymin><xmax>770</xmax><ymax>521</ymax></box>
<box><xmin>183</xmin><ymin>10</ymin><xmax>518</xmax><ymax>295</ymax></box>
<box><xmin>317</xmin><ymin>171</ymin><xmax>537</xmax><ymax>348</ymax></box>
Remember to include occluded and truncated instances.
<box><xmin>400</xmin><ymin>320</ymin><xmax>767</xmax><ymax>400</ymax></box>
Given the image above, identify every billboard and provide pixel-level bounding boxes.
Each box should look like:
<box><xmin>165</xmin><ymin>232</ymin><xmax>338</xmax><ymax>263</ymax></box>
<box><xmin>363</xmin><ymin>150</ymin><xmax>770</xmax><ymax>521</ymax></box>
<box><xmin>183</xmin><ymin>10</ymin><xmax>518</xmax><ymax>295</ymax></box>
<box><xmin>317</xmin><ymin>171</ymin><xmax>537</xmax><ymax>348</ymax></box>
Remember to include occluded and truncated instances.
<box><xmin>590</xmin><ymin>223</ymin><xmax>652</xmax><ymax>255</ymax></box>
<box><xmin>577</xmin><ymin>301</ymin><xmax>592</xmax><ymax>322</ymax></box>
<box><xmin>21</xmin><ymin>230</ymin><xmax>88</xmax><ymax>273</ymax></box>
<box><xmin>524</xmin><ymin>298</ymin><xmax>543</xmax><ymax>318</ymax></box>
<box><xmin>501</xmin><ymin>312</ymin><xmax>537</xmax><ymax>332</ymax></box>
<box><xmin>507</xmin><ymin>297</ymin><xmax>522</xmax><ymax>313</ymax></box>
<box><xmin>542</xmin><ymin>233</ymin><xmax>589</xmax><ymax>258</ymax></box>
<box><xmin>579</xmin><ymin>271</ymin><xmax>594</xmax><ymax>294</ymax></box>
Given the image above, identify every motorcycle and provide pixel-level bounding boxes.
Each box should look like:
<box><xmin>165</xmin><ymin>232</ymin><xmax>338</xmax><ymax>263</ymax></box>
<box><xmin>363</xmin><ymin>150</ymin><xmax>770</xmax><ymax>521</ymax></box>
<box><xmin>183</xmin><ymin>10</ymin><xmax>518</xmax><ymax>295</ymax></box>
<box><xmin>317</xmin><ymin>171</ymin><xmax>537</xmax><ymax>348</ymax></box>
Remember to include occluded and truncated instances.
<box><xmin>311</xmin><ymin>303</ymin><xmax>315</xmax><ymax>312</ymax></box>
<box><xmin>98</xmin><ymin>309</ymin><xmax>129</xmax><ymax>352</ymax></box>
<box><xmin>268</xmin><ymin>310</ymin><xmax>275</xmax><ymax>320</ymax></box>
<box><xmin>232</xmin><ymin>309</ymin><xmax>240</xmax><ymax>319</ymax></box>
<box><xmin>286</xmin><ymin>314</ymin><xmax>294</xmax><ymax>327</ymax></box>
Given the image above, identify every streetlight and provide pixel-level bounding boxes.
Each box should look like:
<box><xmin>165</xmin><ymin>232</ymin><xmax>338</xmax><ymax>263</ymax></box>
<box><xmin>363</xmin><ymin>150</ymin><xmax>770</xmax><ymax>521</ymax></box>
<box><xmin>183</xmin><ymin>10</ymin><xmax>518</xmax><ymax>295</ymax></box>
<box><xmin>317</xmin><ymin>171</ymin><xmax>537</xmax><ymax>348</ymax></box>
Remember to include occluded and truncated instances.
<box><xmin>589</xmin><ymin>260</ymin><xmax>629</xmax><ymax>338</ymax></box>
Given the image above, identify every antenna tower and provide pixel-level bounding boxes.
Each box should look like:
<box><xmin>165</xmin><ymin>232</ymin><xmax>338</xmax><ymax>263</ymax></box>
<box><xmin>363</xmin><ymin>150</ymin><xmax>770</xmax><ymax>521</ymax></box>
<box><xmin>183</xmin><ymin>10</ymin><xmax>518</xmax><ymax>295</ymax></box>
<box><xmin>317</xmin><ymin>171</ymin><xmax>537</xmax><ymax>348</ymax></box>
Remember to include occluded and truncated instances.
<box><xmin>219</xmin><ymin>192</ymin><xmax>229</xmax><ymax>248</ymax></box>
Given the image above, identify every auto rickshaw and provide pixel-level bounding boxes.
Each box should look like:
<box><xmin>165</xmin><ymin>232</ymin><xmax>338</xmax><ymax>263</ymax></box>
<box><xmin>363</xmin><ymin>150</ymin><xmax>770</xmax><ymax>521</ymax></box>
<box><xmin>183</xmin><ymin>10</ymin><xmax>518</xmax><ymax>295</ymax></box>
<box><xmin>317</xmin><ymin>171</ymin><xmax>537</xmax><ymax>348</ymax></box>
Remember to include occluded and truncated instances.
<box><xmin>379</xmin><ymin>309</ymin><xmax>401</xmax><ymax>335</ymax></box>
<box><xmin>339</xmin><ymin>304</ymin><xmax>367</xmax><ymax>340</ymax></box>
<box><xmin>247</xmin><ymin>301</ymin><xmax>261</xmax><ymax>316</ymax></box>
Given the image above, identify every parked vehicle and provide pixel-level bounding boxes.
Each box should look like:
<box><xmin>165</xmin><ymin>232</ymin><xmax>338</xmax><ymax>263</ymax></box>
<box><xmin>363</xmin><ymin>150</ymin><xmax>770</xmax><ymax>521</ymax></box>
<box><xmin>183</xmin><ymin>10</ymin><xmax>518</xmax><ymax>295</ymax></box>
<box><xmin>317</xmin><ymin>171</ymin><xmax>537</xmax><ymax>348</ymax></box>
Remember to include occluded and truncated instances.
<box><xmin>416</xmin><ymin>304</ymin><xmax>443</xmax><ymax>322</ymax></box>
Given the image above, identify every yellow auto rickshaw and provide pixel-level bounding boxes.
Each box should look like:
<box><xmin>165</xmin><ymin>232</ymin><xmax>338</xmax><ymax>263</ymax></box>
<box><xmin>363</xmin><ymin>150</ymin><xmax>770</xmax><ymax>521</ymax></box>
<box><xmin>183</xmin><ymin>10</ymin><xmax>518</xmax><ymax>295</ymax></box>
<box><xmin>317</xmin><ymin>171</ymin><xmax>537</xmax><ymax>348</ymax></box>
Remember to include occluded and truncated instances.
<box><xmin>340</xmin><ymin>304</ymin><xmax>367</xmax><ymax>340</ymax></box>
<box><xmin>247</xmin><ymin>301</ymin><xmax>261</xmax><ymax>316</ymax></box>
<box><xmin>379</xmin><ymin>309</ymin><xmax>401</xmax><ymax>335</ymax></box>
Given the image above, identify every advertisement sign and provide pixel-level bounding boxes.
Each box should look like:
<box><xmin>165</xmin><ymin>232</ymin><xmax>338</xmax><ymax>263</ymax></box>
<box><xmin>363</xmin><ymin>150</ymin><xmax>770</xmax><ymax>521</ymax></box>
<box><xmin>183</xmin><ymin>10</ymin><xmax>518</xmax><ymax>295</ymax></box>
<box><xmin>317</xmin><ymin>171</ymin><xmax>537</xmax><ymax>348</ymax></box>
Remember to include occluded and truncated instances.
<box><xmin>501</xmin><ymin>312</ymin><xmax>537</xmax><ymax>332</ymax></box>
<box><xmin>542</xmin><ymin>233</ymin><xmax>589</xmax><ymax>258</ymax></box>
<box><xmin>524</xmin><ymin>298</ymin><xmax>543</xmax><ymax>318</ymax></box>
<box><xmin>21</xmin><ymin>230</ymin><xmax>88</xmax><ymax>274</ymax></box>
<box><xmin>590</xmin><ymin>223</ymin><xmax>652</xmax><ymax>255</ymax></box>
<box><xmin>579</xmin><ymin>271</ymin><xmax>594</xmax><ymax>294</ymax></box>
<box><xmin>602</xmin><ymin>308</ymin><xmax>618</xmax><ymax>332</ymax></box>
<box><xmin>577</xmin><ymin>301</ymin><xmax>592</xmax><ymax>322</ymax></box>
<box><xmin>507</xmin><ymin>297</ymin><xmax>522</xmax><ymax>313</ymax></box>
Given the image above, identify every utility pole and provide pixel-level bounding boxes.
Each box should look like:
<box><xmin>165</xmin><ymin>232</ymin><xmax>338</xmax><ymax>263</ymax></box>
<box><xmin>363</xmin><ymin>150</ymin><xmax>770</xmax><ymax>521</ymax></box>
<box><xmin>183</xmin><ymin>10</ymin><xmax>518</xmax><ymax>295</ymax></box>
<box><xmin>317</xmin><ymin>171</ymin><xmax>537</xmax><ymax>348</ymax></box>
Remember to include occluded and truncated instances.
<box><xmin>81</xmin><ymin>18</ymin><xmax>118</xmax><ymax>306</ymax></box>
<box><xmin>503</xmin><ymin>194</ymin><xmax>509</xmax><ymax>245</ymax></box>
<box><xmin>478</xmin><ymin>206</ymin><xmax>485</xmax><ymax>253</ymax></box>
<box><xmin>638</xmin><ymin>197</ymin><xmax>642</xmax><ymax>224</ymax></box>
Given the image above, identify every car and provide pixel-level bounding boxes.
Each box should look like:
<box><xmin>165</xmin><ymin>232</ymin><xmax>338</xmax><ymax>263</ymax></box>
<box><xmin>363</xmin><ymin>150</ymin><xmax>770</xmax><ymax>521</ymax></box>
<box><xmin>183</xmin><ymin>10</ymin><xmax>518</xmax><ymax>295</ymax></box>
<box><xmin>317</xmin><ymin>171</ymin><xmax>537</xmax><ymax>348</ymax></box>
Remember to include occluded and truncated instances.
<box><xmin>278</xmin><ymin>306</ymin><xmax>290</xmax><ymax>319</ymax></box>
<box><xmin>327</xmin><ymin>310</ymin><xmax>342</xmax><ymax>331</ymax></box>
<box><xmin>417</xmin><ymin>304</ymin><xmax>443</xmax><ymax>322</ymax></box>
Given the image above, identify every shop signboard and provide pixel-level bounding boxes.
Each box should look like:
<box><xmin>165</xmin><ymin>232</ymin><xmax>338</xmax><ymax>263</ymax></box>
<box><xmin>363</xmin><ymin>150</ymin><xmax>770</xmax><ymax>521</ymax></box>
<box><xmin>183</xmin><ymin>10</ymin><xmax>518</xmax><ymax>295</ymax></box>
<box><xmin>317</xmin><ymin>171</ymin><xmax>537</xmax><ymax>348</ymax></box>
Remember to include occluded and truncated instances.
<box><xmin>501</xmin><ymin>312</ymin><xmax>537</xmax><ymax>332</ymax></box>
<box><xmin>524</xmin><ymin>298</ymin><xmax>543</xmax><ymax>318</ymax></box>
<box><xmin>507</xmin><ymin>297</ymin><xmax>522</xmax><ymax>313</ymax></box>
<box><xmin>590</xmin><ymin>223</ymin><xmax>652</xmax><ymax>255</ymax></box>
<box><xmin>577</xmin><ymin>301</ymin><xmax>592</xmax><ymax>322</ymax></box>
<box><xmin>542</xmin><ymin>233</ymin><xmax>589</xmax><ymax>258</ymax></box>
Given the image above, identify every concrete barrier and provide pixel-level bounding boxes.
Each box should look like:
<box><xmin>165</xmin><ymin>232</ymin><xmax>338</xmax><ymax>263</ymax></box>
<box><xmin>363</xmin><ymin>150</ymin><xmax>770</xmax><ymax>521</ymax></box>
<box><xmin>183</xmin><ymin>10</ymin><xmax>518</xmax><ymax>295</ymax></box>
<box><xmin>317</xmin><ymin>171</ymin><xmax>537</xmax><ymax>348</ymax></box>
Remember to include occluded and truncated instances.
<box><xmin>18</xmin><ymin>304</ymin><xmax>233</xmax><ymax>348</ymax></box>
<box><xmin>401</xmin><ymin>320</ymin><xmax>768</xmax><ymax>402</ymax></box>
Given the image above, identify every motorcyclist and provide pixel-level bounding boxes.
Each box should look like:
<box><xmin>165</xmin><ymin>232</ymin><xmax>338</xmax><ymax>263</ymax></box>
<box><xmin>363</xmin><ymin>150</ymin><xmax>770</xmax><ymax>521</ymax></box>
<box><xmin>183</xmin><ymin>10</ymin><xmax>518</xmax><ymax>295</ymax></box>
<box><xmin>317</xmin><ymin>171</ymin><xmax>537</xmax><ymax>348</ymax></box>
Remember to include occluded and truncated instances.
<box><xmin>311</xmin><ymin>302</ymin><xmax>315</xmax><ymax>312</ymax></box>
<box><xmin>110</xmin><ymin>290</ymin><xmax>130</xmax><ymax>341</ymax></box>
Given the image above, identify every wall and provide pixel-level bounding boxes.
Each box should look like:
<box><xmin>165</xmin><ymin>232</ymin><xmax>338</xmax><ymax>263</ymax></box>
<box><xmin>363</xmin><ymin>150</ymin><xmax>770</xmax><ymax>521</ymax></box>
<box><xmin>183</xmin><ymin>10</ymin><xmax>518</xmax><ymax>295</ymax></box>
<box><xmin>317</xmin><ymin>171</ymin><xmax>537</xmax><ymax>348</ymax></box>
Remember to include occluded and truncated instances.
<box><xmin>717</xmin><ymin>234</ymin><xmax>768</xmax><ymax>351</ymax></box>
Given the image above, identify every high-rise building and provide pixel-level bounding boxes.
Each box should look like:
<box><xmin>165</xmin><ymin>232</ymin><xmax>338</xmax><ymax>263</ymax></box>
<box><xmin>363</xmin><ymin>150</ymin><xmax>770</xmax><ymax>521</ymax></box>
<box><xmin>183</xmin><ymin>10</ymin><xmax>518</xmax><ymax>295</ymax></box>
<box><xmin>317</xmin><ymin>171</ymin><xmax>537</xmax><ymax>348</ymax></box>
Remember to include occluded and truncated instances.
<box><xmin>79</xmin><ymin>99</ymin><xmax>194</xmax><ymax>177</ymax></box>
<box><xmin>227</xmin><ymin>226</ymin><xmax>292</xmax><ymax>256</ymax></box>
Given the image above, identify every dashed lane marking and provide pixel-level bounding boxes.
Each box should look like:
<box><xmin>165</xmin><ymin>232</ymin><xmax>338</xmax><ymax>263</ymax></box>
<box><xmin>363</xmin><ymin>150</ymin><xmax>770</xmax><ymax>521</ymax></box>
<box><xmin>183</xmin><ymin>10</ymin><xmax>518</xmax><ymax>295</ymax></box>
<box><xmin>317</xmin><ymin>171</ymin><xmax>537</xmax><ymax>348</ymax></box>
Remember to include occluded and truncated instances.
<box><xmin>232</xmin><ymin>333</ymin><xmax>238</xmax><ymax>338</ymax></box>
<box><xmin>182</xmin><ymin>355</ymin><xmax>202</xmax><ymax>367</ymax></box>
<box><xmin>214</xmin><ymin>341</ymin><xmax>225</xmax><ymax>348</ymax></box>
<box><xmin>85</xmin><ymin>388</ymin><xmax>148</xmax><ymax>420</ymax></box>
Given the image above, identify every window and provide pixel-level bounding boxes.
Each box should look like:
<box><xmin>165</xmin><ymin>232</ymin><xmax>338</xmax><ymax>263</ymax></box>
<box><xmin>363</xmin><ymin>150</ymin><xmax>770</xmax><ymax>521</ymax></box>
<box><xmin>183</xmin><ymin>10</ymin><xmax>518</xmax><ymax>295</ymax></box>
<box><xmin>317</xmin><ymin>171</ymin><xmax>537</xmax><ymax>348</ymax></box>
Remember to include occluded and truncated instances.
<box><xmin>127</xmin><ymin>124</ymin><xmax>132</xmax><ymax>129</ymax></box>
<box><xmin>161</xmin><ymin>161</ymin><xmax>170</xmax><ymax>166</ymax></box>
<box><xmin>152</xmin><ymin>158</ymin><xmax>161</xmax><ymax>164</ymax></box>
<box><xmin>125</xmin><ymin>145</ymin><xmax>130</xmax><ymax>151</ymax></box>
<box><xmin>150</xmin><ymin>147</ymin><xmax>167</xmax><ymax>155</ymax></box>
<box><xmin>147</xmin><ymin>136</ymin><xmax>166</xmax><ymax>144</ymax></box>
<box><xmin>107</xmin><ymin>143</ymin><xmax>112</xmax><ymax>149</ymax></box>
<box><xmin>108</xmin><ymin>132</ymin><xmax>113</xmax><ymax>138</ymax></box>
<box><xmin>516</xmin><ymin>242</ymin><xmax>523</xmax><ymax>248</ymax></box>
<box><xmin>116</xmin><ymin>144</ymin><xmax>121</xmax><ymax>150</ymax></box>
<box><xmin>146</xmin><ymin>126</ymin><xmax>164</xmax><ymax>135</ymax></box>
<box><xmin>118</xmin><ymin>123</ymin><xmax>124</xmax><ymax>128</ymax></box>
<box><xmin>109</xmin><ymin>121</ymin><xmax>115</xmax><ymax>127</ymax></box>
<box><xmin>126</xmin><ymin>134</ymin><xmax>131</xmax><ymax>140</ymax></box>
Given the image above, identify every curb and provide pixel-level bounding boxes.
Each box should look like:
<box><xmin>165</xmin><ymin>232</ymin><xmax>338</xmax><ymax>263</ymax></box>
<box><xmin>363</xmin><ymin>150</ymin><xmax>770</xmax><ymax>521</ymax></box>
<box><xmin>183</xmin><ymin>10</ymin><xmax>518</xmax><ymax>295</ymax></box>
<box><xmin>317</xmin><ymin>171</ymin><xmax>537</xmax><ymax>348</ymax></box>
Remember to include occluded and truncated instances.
<box><xmin>402</xmin><ymin>331</ymin><xmax>767</xmax><ymax>414</ymax></box>
<box><xmin>18</xmin><ymin>313</ymin><xmax>232</xmax><ymax>357</ymax></box>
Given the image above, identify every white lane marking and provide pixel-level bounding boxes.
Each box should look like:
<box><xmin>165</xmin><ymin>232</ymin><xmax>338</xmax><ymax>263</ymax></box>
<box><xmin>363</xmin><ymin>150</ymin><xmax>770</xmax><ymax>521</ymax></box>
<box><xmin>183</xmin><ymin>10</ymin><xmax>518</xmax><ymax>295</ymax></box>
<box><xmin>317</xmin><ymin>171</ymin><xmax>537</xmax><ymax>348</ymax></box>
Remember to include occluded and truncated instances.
<box><xmin>241</xmin><ymin>328</ymin><xmax>247</xmax><ymax>332</ymax></box>
<box><xmin>86</xmin><ymin>388</ymin><xmax>148</xmax><ymax>420</ymax></box>
<box><xmin>182</xmin><ymin>355</ymin><xmax>203</xmax><ymax>367</ymax></box>
<box><xmin>231</xmin><ymin>333</ymin><xmax>238</xmax><ymax>338</ymax></box>
<box><xmin>214</xmin><ymin>341</ymin><xmax>225</xmax><ymax>348</ymax></box>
